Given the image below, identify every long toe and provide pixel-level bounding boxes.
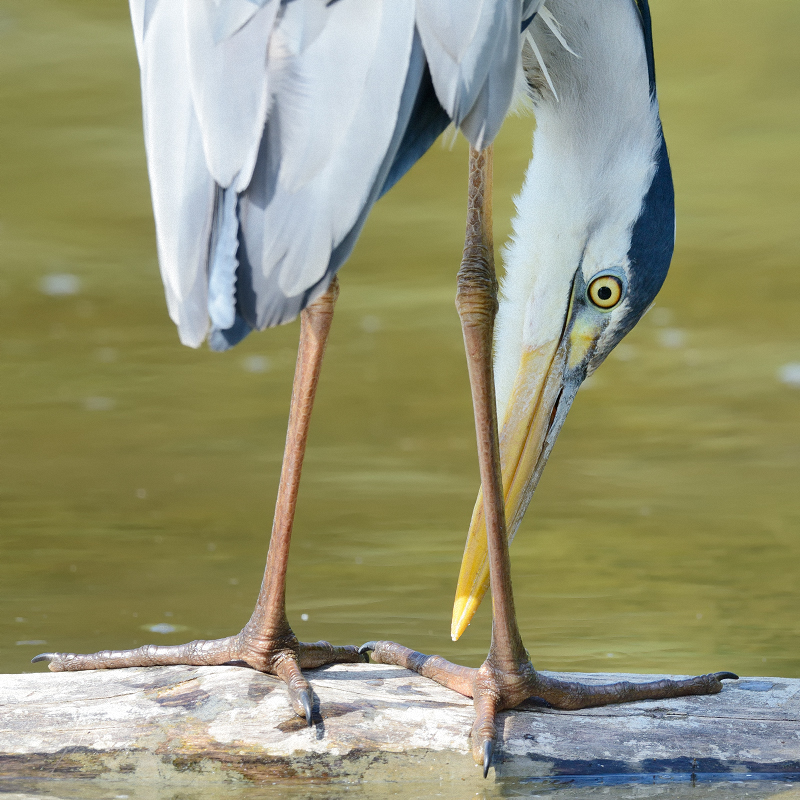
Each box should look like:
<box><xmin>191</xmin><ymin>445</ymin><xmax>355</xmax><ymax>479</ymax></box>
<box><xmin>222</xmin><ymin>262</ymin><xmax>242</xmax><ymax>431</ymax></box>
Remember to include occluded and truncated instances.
<box><xmin>295</xmin><ymin>640</ymin><xmax>364</xmax><ymax>670</ymax></box>
<box><xmin>276</xmin><ymin>655</ymin><xmax>316</xmax><ymax>722</ymax></box>
<box><xmin>471</xmin><ymin>684</ymin><xmax>498</xmax><ymax>776</ymax></box>
<box><xmin>368</xmin><ymin>640</ymin><xmax>477</xmax><ymax>696</ymax></box>
<box><xmin>529</xmin><ymin>669</ymin><xmax>740</xmax><ymax>710</ymax></box>
<box><xmin>29</xmin><ymin>638</ymin><xmax>239</xmax><ymax>672</ymax></box>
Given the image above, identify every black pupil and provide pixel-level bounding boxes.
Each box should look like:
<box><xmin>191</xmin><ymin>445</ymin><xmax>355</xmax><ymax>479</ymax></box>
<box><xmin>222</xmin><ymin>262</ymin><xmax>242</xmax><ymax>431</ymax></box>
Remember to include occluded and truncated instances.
<box><xmin>597</xmin><ymin>285</ymin><xmax>613</xmax><ymax>301</ymax></box>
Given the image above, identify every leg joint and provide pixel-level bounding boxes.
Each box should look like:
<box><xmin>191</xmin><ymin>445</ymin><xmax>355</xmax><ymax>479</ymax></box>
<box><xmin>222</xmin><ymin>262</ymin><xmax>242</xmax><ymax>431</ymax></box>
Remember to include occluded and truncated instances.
<box><xmin>456</xmin><ymin>249</ymin><xmax>498</xmax><ymax>328</ymax></box>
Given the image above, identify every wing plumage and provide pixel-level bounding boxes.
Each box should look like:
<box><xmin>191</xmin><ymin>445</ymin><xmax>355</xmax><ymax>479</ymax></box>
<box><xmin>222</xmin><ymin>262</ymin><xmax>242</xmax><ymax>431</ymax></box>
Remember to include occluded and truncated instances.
<box><xmin>417</xmin><ymin>0</ymin><xmax>542</xmax><ymax>147</ymax></box>
<box><xmin>234</xmin><ymin>0</ymin><xmax>416</xmax><ymax>333</ymax></box>
<box><xmin>134</xmin><ymin>0</ymin><xmax>216</xmax><ymax>346</ymax></box>
<box><xmin>129</xmin><ymin>0</ymin><xmax>535</xmax><ymax>348</ymax></box>
<box><xmin>186</xmin><ymin>1</ymin><xmax>277</xmax><ymax>191</ymax></box>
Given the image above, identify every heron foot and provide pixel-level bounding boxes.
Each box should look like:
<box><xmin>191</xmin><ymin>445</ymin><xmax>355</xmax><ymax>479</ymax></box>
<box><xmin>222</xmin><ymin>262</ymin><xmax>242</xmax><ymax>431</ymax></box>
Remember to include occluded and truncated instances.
<box><xmin>364</xmin><ymin>640</ymin><xmax>737</xmax><ymax>776</ymax></box>
<box><xmin>34</xmin><ymin>624</ymin><xmax>365</xmax><ymax>724</ymax></box>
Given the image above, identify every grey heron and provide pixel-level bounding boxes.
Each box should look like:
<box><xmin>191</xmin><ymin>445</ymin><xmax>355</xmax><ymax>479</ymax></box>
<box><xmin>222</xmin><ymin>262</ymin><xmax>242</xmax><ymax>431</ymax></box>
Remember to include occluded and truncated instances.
<box><xmin>33</xmin><ymin>0</ymin><xmax>737</xmax><ymax>774</ymax></box>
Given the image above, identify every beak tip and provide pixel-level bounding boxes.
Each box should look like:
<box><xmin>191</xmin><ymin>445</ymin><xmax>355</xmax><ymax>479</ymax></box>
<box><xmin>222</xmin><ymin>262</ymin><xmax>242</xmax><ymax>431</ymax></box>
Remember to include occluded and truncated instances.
<box><xmin>451</xmin><ymin>546</ymin><xmax>490</xmax><ymax>643</ymax></box>
<box><xmin>450</xmin><ymin>601</ymin><xmax>473</xmax><ymax>642</ymax></box>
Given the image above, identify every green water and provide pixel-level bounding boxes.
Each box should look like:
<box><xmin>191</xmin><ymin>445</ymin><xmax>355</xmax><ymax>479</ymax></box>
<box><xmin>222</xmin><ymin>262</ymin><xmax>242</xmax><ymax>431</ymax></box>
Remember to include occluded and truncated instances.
<box><xmin>1</xmin><ymin>0</ymin><xmax>799</xmax><ymax>696</ymax></box>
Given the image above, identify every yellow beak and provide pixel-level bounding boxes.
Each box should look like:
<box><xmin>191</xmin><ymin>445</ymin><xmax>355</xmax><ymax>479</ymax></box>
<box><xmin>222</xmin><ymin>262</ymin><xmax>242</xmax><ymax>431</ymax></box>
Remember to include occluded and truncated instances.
<box><xmin>450</xmin><ymin>310</ymin><xmax>603</xmax><ymax>640</ymax></box>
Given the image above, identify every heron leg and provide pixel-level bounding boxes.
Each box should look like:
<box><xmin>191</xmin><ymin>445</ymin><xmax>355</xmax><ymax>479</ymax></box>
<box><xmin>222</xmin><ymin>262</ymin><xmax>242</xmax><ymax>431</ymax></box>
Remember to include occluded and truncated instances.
<box><xmin>34</xmin><ymin>278</ymin><xmax>364</xmax><ymax>724</ymax></box>
<box><xmin>364</xmin><ymin>148</ymin><xmax>737</xmax><ymax>775</ymax></box>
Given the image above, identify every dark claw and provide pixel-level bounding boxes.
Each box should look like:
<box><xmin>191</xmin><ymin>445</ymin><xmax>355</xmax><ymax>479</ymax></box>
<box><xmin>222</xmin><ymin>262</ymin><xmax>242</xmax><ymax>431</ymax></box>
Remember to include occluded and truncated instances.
<box><xmin>31</xmin><ymin>653</ymin><xmax>54</xmax><ymax>664</ymax></box>
<box><xmin>358</xmin><ymin>641</ymin><xmax>377</xmax><ymax>657</ymax></box>
<box><xmin>482</xmin><ymin>739</ymin><xmax>494</xmax><ymax>779</ymax></box>
<box><xmin>715</xmin><ymin>672</ymin><xmax>739</xmax><ymax>681</ymax></box>
<box><xmin>299</xmin><ymin>688</ymin><xmax>313</xmax><ymax>727</ymax></box>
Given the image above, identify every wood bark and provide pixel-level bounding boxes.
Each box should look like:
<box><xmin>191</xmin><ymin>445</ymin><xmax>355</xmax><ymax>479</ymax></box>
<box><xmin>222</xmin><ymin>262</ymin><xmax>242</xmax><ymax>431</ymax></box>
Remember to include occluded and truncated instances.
<box><xmin>1</xmin><ymin>665</ymin><xmax>798</xmax><ymax>789</ymax></box>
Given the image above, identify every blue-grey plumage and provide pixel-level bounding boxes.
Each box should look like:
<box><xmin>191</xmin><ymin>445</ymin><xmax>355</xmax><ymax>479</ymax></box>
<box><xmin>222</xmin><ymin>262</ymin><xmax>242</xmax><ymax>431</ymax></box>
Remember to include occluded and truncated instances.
<box><xmin>128</xmin><ymin>0</ymin><xmax>544</xmax><ymax>350</ymax></box>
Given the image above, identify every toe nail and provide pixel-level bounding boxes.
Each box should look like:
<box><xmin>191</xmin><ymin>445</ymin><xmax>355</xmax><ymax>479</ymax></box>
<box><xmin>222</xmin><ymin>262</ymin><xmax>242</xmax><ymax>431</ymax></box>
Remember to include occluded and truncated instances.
<box><xmin>358</xmin><ymin>641</ymin><xmax>377</xmax><ymax>656</ymax></box>
<box><xmin>716</xmin><ymin>671</ymin><xmax>739</xmax><ymax>681</ymax></box>
<box><xmin>482</xmin><ymin>740</ymin><xmax>494</xmax><ymax>779</ymax></box>
<box><xmin>31</xmin><ymin>653</ymin><xmax>54</xmax><ymax>664</ymax></box>
<box><xmin>300</xmin><ymin>690</ymin><xmax>313</xmax><ymax>726</ymax></box>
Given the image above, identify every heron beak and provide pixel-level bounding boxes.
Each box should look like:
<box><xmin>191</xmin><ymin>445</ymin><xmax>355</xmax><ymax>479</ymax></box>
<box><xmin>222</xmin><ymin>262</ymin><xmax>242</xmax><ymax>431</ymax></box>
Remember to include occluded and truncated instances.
<box><xmin>451</xmin><ymin>291</ymin><xmax>606</xmax><ymax>640</ymax></box>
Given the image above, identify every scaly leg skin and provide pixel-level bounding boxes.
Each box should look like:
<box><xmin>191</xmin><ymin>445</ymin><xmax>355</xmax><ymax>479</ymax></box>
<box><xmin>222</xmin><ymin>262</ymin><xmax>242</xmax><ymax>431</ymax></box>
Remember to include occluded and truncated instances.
<box><xmin>34</xmin><ymin>278</ymin><xmax>364</xmax><ymax>725</ymax></box>
<box><xmin>361</xmin><ymin>148</ymin><xmax>738</xmax><ymax>776</ymax></box>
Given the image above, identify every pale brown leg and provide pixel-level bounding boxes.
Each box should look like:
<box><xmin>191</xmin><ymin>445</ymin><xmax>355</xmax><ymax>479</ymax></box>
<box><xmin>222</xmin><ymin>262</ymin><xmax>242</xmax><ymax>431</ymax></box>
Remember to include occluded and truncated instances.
<box><xmin>364</xmin><ymin>149</ymin><xmax>737</xmax><ymax>775</ymax></box>
<box><xmin>35</xmin><ymin>278</ymin><xmax>363</xmax><ymax>723</ymax></box>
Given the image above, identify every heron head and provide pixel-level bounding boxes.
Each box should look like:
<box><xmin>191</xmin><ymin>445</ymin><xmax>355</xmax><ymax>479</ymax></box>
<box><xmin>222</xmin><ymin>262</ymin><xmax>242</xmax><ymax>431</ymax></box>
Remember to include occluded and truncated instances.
<box><xmin>451</xmin><ymin>130</ymin><xmax>675</xmax><ymax>640</ymax></box>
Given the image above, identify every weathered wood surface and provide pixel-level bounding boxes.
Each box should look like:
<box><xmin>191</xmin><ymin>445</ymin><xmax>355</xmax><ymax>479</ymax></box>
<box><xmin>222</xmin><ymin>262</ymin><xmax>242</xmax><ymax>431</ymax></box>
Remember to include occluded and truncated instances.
<box><xmin>1</xmin><ymin>664</ymin><xmax>799</xmax><ymax>788</ymax></box>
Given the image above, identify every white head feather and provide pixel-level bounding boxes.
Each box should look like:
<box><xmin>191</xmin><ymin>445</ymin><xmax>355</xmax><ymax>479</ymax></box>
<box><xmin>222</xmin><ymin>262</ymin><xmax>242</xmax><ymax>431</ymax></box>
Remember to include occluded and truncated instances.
<box><xmin>494</xmin><ymin>0</ymin><xmax>661</xmax><ymax>421</ymax></box>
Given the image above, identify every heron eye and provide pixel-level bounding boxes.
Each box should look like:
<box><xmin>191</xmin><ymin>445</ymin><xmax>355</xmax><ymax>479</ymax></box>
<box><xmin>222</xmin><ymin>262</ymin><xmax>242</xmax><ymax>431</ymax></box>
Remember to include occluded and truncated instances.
<box><xmin>588</xmin><ymin>275</ymin><xmax>623</xmax><ymax>309</ymax></box>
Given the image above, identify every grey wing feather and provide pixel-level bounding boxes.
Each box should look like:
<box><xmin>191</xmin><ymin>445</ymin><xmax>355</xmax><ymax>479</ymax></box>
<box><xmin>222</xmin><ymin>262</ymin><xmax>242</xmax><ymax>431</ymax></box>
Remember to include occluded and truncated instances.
<box><xmin>415</xmin><ymin>0</ymin><xmax>539</xmax><ymax>148</ymax></box>
<box><xmin>231</xmin><ymin>27</ymin><xmax>430</xmax><ymax>338</ymax></box>
<box><xmin>185</xmin><ymin>1</ymin><xmax>278</xmax><ymax>190</ymax></box>
<box><xmin>457</xmin><ymin>4</ymin><xmax>522</xmax><ymax>147</ymax></box>
<box><xmin>128</xmin><ymin>0</ymin><xmax>157</xmax><ymax>62</ymax></box>
<box><xmin>136</xmin><ymin>0</ymin><xmax>215</xmax><ymax>347</ymax></box>
<box><xmin>209</xmin><ymin>0</ymin><xmax>273</xmax><ymax>43</ymax></box>
<box><xmin>233</xmin><ymin>0</ymin><xmax>416</xmax><ymax>331</ymax></box>
<box><xmin>131</xmin><ymin>0</ymin><xmax>535</xmax><ymax>347</ymax></box>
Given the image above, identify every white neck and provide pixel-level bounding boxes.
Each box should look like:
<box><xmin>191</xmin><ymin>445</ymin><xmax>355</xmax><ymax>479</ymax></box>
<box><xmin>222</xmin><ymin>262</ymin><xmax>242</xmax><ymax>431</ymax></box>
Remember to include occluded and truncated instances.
<box><xmin>494</xmin><ymin>0</ymin><xmax>660</xmax><ymax>421</ymax></box>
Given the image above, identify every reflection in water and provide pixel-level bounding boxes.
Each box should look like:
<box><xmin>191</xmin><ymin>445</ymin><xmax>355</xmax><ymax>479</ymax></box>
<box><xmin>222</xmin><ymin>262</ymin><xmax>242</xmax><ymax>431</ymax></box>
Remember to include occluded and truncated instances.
<box><xmin>4</xmin><ymin>778</ymin><xmax>800</xmax><ymax>800</ymax></box>
<box><xmin>1</xmin><ymin>0</ymin><xmax>799</xmax><ymax>707</ymax></box>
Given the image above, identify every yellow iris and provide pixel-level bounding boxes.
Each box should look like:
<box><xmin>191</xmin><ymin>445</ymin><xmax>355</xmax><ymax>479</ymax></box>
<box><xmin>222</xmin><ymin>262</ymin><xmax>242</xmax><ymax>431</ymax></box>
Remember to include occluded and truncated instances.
<box><xmin>587</xmin><ymin>275</ymin><xmax>623</xmax><ymax>309</ymax></box>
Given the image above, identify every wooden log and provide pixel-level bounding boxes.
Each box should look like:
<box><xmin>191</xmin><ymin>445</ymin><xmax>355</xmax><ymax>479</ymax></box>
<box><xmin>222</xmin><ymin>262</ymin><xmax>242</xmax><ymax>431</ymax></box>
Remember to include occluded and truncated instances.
<box><xmin>1</xmin><ymin>664</ymin><xmax>799</xmax><ymax>792</ymax></box>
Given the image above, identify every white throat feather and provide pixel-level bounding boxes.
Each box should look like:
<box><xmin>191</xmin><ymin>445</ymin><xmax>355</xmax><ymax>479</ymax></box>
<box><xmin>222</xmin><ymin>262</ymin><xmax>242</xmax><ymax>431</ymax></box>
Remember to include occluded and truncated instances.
<box><xmin>495</xmin><ymin>0</ymin><xmax>661</xmax><ymax>422</ymax></box>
